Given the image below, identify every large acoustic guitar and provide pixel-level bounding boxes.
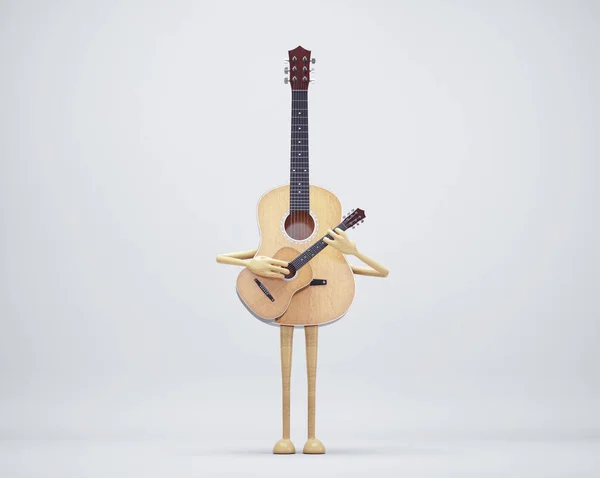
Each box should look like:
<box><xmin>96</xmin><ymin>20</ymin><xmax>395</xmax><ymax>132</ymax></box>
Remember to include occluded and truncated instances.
<box><xmin>236</xmin><ymin>45</ymin><xmax>359</xmax><ymax>327</ymax></box>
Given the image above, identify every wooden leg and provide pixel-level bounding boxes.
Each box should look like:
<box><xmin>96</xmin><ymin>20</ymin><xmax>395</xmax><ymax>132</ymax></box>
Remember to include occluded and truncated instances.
<box><xmin>273</xmin><ymin>325</ymin><xmax>295</xmax><ymax>454</ymax></box>
<box><xmin>303</xmin><ymin>325</ymin><xmax>326</xmax><ymax>454</ymax></box>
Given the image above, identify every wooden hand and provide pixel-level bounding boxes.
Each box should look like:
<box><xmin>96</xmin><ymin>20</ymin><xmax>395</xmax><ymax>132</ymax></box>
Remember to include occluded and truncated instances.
<box><xmin>323</xmin><ymin>228</ymin><xmax>389</xmax><ymax>278</ymax></box>
<box><xmin>216</xmin><ymin>249</ymin><xmax>290</xmax><ymax>279</ymax></box>
<box><xmin>217</xmin><ymin>225</ymin><xmax>389</xmax><ymax>279</ymax></box>
<box><xmin>323</xmin><ymin>228</ymin><xmax>358</xmax><ymax>255</ymax></box>
<box><xmin>246</xmin><ymin>256</ymin><xmax>290</xmax><ymax>279</ymax></box>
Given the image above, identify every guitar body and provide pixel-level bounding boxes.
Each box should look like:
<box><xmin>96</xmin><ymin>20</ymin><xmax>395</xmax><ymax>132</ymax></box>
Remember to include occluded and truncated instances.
<box><xmin>241</xmin><ymin>184</ymin><xmax>356</xmax><ymax>327</ymax></box>
<box><xmin>237</xmin><ymin>247</ymin><xmax>313</xmax><ymax>320</ymax></box>
<box><xmin>235</xmin><ymin>46</ymin><xmax>358</xmax><ymax>327</ymax></box>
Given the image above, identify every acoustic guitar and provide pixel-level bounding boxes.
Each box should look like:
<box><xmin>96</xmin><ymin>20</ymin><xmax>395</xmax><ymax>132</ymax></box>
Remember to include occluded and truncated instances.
<box><xmin>237</xmin><ymin>209</ymin><xmax>366</xmax><ymax>320</ymax></box>
<box><xmin>236</xmin><ymin>45</ymin><xmax>361</xmax><ymax>327</ymax></box>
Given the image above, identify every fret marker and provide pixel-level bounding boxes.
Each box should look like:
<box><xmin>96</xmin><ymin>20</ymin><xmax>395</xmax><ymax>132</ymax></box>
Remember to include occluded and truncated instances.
<box><xmin>298</xmin><ymin>127</ymin><xmax>301</xmax><ymax>130</ymax></box>
<box><xmin>298</xmin><ymin>112</ymin><xmax>301</xmax><ymax>115</ymax></box>
<box><xmin>298</xmin><ymin>141</ymin><xmax>301</xmax><ymax>143</ymax></box>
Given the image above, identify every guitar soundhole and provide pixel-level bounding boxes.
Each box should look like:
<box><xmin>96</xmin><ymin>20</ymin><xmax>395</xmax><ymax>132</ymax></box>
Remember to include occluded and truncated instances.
<box><xmin>284</xmin><ymin>264</ymin><xmax>297</xmax><ymax>280</ymax></box>
<box><xmin>284</xmin><ymin>211</ymin><xmax>315</xmax><ymax>241</ymax></box>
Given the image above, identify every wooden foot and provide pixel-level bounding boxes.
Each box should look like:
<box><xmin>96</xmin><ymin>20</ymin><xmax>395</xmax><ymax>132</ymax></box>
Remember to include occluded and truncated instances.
<box><xmin>303</xmin><ymin>438</ymin><xmax>325</xmax><ymax>454</ymax></box>
<box><xmin>273</xmin><ymin>438</ymin><xmax>296</xmax><ymax>454</ymax></box>
<box><xmin>304</xmin><ymin>326</ymin><xmax>325</xmax><ymax>454</ymax></box>
<box><xmin>274</xmin><ymin>326</ymin><xmax>295</xmax><ymax>455</ymax></box>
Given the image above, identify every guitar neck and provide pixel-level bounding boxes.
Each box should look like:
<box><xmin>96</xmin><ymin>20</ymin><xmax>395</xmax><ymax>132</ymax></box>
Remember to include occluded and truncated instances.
<box><xmin>289</xmin><ymin>90</ymin><xmax>309</xmax><ymax>212</ymax></box>
<box><xmin>288</xmin><ymin>222</ymin><xmax>348</xmax><ymax>272</ymax></box>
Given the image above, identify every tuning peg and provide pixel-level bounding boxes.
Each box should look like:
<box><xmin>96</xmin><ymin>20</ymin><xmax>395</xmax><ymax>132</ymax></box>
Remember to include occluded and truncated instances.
<box><xmin>284</xmin><ymin>67</ymin><xmax>289</xmax><ymax>74</ymax></box>
<box><xmin>284</xmin><ymin>78</ymin><xmax>289</xmax><ymax>84</ymax></box>
<box><xmin>311</xmin><ymin>58</ymin><xmax>316</xmax><ymax>64</ymax></box>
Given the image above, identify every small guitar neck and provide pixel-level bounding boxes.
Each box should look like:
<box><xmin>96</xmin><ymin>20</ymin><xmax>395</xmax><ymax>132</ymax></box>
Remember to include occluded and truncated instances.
<box><xmin>288</xmin><ymin>223</ymin><xmax>347</xmax><ymax>273</ymax></box>
<box><xmin>287</xmin><ymin>208</ymin><xmax>366</xmax><ymax>276</ymax></box>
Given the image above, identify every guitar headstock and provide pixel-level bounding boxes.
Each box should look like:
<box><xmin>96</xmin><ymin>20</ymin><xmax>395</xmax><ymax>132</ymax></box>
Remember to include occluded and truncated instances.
<box><xmin>285</xmin><ymin>45</ymin><xmax>314</xmax><ymax>90</ymax></box>
<box><xmin>341</xmin><ymin>208</ymin><xmax>366</xmax><ymax>230</ymax></box>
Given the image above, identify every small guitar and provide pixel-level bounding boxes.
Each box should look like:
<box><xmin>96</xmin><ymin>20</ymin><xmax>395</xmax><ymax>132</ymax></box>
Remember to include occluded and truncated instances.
<box><xmin>237</xmin><ymin>209</ymin><xmax>366</xmax><ymax>320</ymax></box>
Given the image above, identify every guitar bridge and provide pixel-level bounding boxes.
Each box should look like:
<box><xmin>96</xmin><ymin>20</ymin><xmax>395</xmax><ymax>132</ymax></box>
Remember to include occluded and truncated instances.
<box><xmin>310</xmin><ymin>279</ymin><xmax>327</xmax><ymax>286</ymax></box>
<box><xmin>254</xmin><ymin>278</ymin><xmax>275</xmax><ymax>302</ymax></box>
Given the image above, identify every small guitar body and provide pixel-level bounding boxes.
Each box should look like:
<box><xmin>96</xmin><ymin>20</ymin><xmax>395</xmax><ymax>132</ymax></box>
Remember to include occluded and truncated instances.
<box><xmin>237</xmin><ymin>246</ymin><xmax>313</xmax><ymax>320</ymax></box>
<box><xmin>273</xmin><ymin>186</ymin><xmax>355</xmax><ymax>326</ymax></box>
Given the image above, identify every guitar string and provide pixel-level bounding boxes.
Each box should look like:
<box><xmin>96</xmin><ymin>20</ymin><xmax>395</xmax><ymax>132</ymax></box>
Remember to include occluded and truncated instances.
<box><xmin>290</xmin><ymin>223</ymin><xmax>344</xmax><ymax>272</ymax></box>
<box><xmin>293</xmin><ymin>86</ymin><xmax>297</xmax><ymax>239</ymax></box>
<box><xmin>292</xmin><ymin>87</ymin><xmax>306</xmax><ymax>237</ymax></box>
<box><xmin>289</xmin><ymin>60</ymin><xmax>316</xmax><ymax>274</ymax></box>
<box><xmin>291</xmin><ymin>86</ymin><xmax>296</xmax><ymax>241</ymax></box>
<box><xmin>291</xmin><ymin>85</ymin><xmax>296</xmax><ymax>237</ymax></box>
<box><xmin>291</xmin><ymin>86</ymin><xmax>307</xmax><ymax>242</ymax></box>
<box><xmin>290</xmin><ymin>84</ymin><xmax>293</xmax><ymax>243</ymax></box>
<box><xmin>289</xmin><ymin>84</ymin><xmax>296</xmax><ymax>274</ymax></box>
<box><xmin>292</xmin><ymin>76</ymin><xmax>314</xmax><ymax>274</ymax></box>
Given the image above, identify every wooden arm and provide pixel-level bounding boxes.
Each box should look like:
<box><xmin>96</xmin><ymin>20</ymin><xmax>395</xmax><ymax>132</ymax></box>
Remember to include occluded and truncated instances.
<box><xmin>216</xmin><ymin>246</ymin><xmax>388</xmax><ymax>278</ymax></box>
<box><xmin>323</xmin><ymin>228</ymin><xmax>389</xmax><ymax>278</ymax></box>
<box><xmin>217</xmin><ymin>249</ymin><xmax>389</xmax><ymax>277</ymax></box>
<box><xmin>349</xmin><ymin>250</ymin><xmax>389</xmax><ymax>277</ymax></box>
<box><xmin>217</xmin><ymin>248</ymin><xmax>291</xmax><ymax>279</ymax></box>
<box><xmin>216</xmin><ymin>248</ymin><xmax>257</xmax><ymax>267</ymax></box>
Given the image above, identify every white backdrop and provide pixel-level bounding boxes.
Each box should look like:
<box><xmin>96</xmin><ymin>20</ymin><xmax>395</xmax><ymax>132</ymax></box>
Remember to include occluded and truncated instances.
<box><xmin>1</xmin><ymin>1</ymin><xmax>599</xmax><ymax>476</ymax></box>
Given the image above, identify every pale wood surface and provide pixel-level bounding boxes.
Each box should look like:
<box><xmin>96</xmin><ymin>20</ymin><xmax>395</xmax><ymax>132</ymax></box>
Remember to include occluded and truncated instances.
<box><xmin>350</xmin><ymin>264</ymin><xmax>387</xmax><ymax>276</ymax></box>
<box><xmin>252</xmin><ymin>185</ymin><xmax>355</xmax><ymax>326</ymax></box>
<box><xmin>303</xmin><ymin>325</ymin><xmax>325</xmax><ymax>454</ymax></box>
<box><xmin>273</xmin><ymin>325</ymin><xmax>296</xmax><ymax>454</ymax></box>
<box><xmin>272</xmin><ymin>438</ymin><xmax>295</xmax><ymax>455</ymax></box>
<box><xmin>303</xmin><ymin>438</ymin><xmax>326</xmax><ymax>454</ymax></box>
<box><xmin>236</xmin><ymin>247</ymin><xmax>313</xmax><ymax>320</ymax></box>
<box><xmin>280</xmin><ymin>326</ymin><xmax>293</xmax><ymax>440</ymax></box>
<box><xmin>217</xmin><ymin>248</ymin><xmax>258</xmax><ymax>260</ymax></box>
<box><xmin>305</xmin><ymin>326</ymin><xmax>318</xmax><ymax>439</ymax></box>
<box><xmin>215</xmin><ymin>249</ymin><xmax>256</xmax><ymax>267</ymax></box>
<box><xmin>217</xmin><ymin>247</ymin><xmax>388</xmax><ymax>278</ymax></box>
<box><xmin>350</xmin><ymin>250</ymin><xmax>389</xmax><ymax>277</ymax></box>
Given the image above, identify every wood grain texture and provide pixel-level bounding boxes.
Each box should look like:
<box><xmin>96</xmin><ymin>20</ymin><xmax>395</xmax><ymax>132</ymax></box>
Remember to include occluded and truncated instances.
<box><xmin>253</xmin><ymin>185</ymin><xmax>355</xmax><ymax>326</ymax></box>
<box><xmin>280</xmin><ymin>326</ymin><xmax>294</xmax><ymax>440</ymax></box>
<box><xmin>303</xmin><ymin>325</ymin><xmax>325</xmax><ymax>454</ymax></box>
<box><xmin>305</xmin><ymin>325</ymin><xmax>318</xmax><ymax>438</ymax></box>
<box><xmin>236</xmin><ymin>247</ymin><xmax>313</xmax><ymax>320</ymax></box>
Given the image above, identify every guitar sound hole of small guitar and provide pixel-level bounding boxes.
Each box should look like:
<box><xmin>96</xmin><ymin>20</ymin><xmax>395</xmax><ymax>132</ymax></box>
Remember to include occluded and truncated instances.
<box><xmin>284</xmin><ymin>211</ymin><xmax>315</xmax><ymax>241</ymax></box>
<box><xmin>284</xmin><ymin>264</ymin><xmax>297</xmax><ymax>280</ymax></box>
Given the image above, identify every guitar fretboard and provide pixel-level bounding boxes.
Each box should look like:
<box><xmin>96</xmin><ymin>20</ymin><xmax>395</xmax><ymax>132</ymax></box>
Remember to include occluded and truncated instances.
<box><xmin>290</xmin><ymin>90</ymin><xmax>309</xmax><ymax>212</ymax></box>
<box><xmin>288</xmin><ymin>223</ymin><xmax>349</xmax><ymax>272</ymax></box>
